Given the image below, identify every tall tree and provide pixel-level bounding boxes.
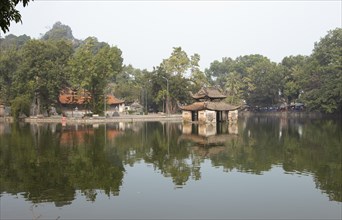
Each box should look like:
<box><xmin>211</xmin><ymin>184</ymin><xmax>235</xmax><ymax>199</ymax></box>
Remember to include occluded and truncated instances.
<box><xmin>113</xmin><ymin>64</ymin><xmax>144</xmax><ymax>103</ymax></box>
<box><xmin>158</xmin><ymin>47</ymin><xmax>197</xmax><ymax>111</ymax></box>
<box><xmin>225</xmin><ymin>71</ymin><xmax>244</xmax><ymax>105</ymax></box>
<box><xmin>189</xmin><ymin>53</ymin><xmax>210</xmax><ymax>92</ymax></box>
<box><xmin>0</xmin><ymin>0</ymin><xmax>33</xmax><ymax>33</ymax></box>
<box><xmin>161</xmin><ymin>47</ymin><xmax>190</xmax><ymax>76</ymax></box>
<box><xmin>205</xmin><ymin>57</ymin><xmax>235</xmax><ymax>88</ymax></box>
<box><xmin>234</xmin><ymin>55</ymin><xmax>281</xmax><ymax>107</ymax></box>
<box><xmin>68</xmin><ymin>37</ymin><xmax>123</xmax><ymax>114</ymax></box>
<box><xmin>13</xmin><ymin>39</ymin><xmax>73</xmax><ymax>115</ymax></box>
<box><xmin>300</xmin><ymin>28</ymin><xmax>342</xmax><ymax>113</ymax></box>
<box><xmin>280</xmin><ymin>55</ymin><xmax>307</xmax><ymax>106</ymax></box>
<box><xmin>0</xmin><ymin>47</ymin><xmax>20</xmax><ymax>105</ymax></box>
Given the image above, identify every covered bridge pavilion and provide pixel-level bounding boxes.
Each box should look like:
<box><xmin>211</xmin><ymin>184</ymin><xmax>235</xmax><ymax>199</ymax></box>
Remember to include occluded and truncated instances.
<box><xmin>180</xmin><ymin>87</ymin><xmax>239</xmax><ymax>124</ymax></box>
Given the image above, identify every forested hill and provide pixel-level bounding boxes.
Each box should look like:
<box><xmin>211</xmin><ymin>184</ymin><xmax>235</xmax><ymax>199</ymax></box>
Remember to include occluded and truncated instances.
<box><xmin>0</xmin><ymin>22</ymin><xmax>341</xmax><ymax>116</ymax></box>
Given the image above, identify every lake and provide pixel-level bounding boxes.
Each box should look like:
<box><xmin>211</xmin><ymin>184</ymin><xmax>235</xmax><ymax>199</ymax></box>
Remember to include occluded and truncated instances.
<box><xmin>0</xmin><ymin>115</ymin><xmax>341</xmax><ymax>219</ymax></box>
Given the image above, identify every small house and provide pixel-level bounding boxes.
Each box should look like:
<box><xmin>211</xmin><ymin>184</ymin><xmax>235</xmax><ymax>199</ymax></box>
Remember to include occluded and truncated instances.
<box><xmin>180</xmin><ymin>87</ymin><xmax>239</xmax><ymax>124</ymax></box>
<box><xmin>59</xmin><ymin>88</ymin><xmax>91</xmax><ymax>117</ymax></box>
<box><xmin>125</xmin><ymin>101</ymin><xmax>143</xmax><ymax>114</ymax></box>
<box><xmin>106</xmin><ymin>95</ymin><xmax>125</xmax><ymax>116</ymax></box>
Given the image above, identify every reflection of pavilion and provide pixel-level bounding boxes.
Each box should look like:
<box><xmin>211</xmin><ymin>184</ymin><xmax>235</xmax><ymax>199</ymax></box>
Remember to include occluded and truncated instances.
<box><xmin>178</xmin><ymin>123</ymin><xmax>238</xmax><ymax>147</ymax></box>
<box><xmin>182</xmin><ymin>122</ymin><xmax>238</xmax><ymax>136</ymax></box>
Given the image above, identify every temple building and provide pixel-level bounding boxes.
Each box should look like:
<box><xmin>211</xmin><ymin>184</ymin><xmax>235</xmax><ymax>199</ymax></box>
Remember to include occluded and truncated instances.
<box><xmin>58</xmin><ymin>88</ymin><xmax>125</xmax><ymax>117</ymax></box>
<box><xmin>180</xmin><ymin>87</ymin><xmax>239</xmax><ymax>124</ymax></box>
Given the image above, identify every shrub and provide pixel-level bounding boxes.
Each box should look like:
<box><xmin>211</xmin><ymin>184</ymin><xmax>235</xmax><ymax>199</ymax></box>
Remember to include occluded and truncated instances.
<box><xmin>11</xmin><ymin>95</ymin><xmax>31</xmax><ymax>118</ymax></box>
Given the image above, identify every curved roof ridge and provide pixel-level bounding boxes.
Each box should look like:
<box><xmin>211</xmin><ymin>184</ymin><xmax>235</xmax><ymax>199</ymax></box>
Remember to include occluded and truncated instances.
<box><xmin>191</xmin><ymin>87</ymin><xmax>227</xmax><ymax>99</ymax></box>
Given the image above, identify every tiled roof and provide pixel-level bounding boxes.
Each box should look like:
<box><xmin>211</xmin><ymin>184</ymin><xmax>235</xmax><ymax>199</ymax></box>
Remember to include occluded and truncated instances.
<box><xmin>180</xmin><ymin>102</ymin><xmax>206</xmax><ymax>111</ymax></box>
<box><xmin>59</xmin><ymin>88</ymin><xmax>123</xmax><ymax>105</ymax></box>
<box><xmin>130</xmin><ymin>101</ymin><xmax>143</xmax><ymax>108</ymax></box>
<box><xmin>59</xmin><ymin>95</ymin><xmax>89</xmax><ymax>105</ymax></box>
<box><xmin>192</xmin><ymin>87</ymin><xmax>227</xmax><ymax>100</ymax></box>
<box><xmin>59</xmin><ymin>88</ymin><xmax>90</xmax><ymax>105</ymax></box>
<box><xmin>206</xmin><ymin>102</ymin><xmax>239</xmax><ymax>111</ymax></box>
<box><xmin>107</xmin><ymin>95</ymin><xmax>124</xmax><ymax>105</ymax></box>
<box><xmin>180</xmin><ymin>101</ymin><xmax>239</xmax><ymax>111</ymax></box>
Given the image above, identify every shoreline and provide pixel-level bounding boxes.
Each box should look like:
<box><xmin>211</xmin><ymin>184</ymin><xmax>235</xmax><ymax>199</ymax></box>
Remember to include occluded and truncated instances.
<box><xmin>23</xmin><ymin>114</ymin><xmax>183</xmax><ymax>124</ymax></box>
<box><xmin>1</xmin><ymin>111</ymin><xmax>340</xmax><ymax>124</ymax></box>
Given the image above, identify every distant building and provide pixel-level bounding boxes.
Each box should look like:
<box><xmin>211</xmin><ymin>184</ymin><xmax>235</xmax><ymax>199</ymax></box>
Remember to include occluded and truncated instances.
<box><xmin>180</xmin><ymin>87</ymin><xmax>239</xmax><ymax>124</ymax></box>
<box><xmin>58</xmin><ymin>88</ymin><xmax>91</xmax><ymax>117</ymax></box>
<box><xmin>106</xmin><ymin>95</ymin><xmax>125</xmax><ymax>116</ymax></box>
<box><xmin>125</xmin><ymin>101</ymin><xmax>143</xmax><ymax>114</ymax></box>
<box><xmin>58</xmin><ymin>88</ymin><xmax>125</xmax><ymax>117</ymax></box>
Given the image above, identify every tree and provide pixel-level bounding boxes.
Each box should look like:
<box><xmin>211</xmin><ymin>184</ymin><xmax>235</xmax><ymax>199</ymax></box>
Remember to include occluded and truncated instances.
<box><xmin>234</xmin><ymin>55</ymin><xmax>281</xmax><ymax>107</ymax></box>
<box><xmin>189</xmin><ymin>53</ymin><xmax>210</xmax><ymax>92</ymax></box>
<box><xmin>155</xmin><ymin>47</ymin><xmax>199</xmax><ymax>112</ymax></box>
<box><xmin>225</xmin><ymin>71</ymin><xmax>244</xmax><ymax>105</ymax></box>
<box><xmin>113</xmin><ymin>65</ymin><xmax>144</xmax><ymax>103</ymax></box>
<box><xmin>155</xmin><ymin>89</ymin><xmax>168</xmax><ymax>113</ymax></box>
<box><xmin>0</xmin><ymin>0</ymin><xmax>32</xmax><ymax>33</ymax></box>
<box><xmin>280</xmin><ymin>55</ymin><xmax>307</xmax><ymax>106</ymax></box>
<box><xmin>161</xmin><ymin>47</ymin><xmax>190</xmax><ymax>76</ymax></box>
<box><xmin>10</xmin><ymin>94</ymin><xmax>31</xmax><ymax>118</ymax></box>
<box><xmin>207</xmin><ymin>55</ymin><xmax>282</xmax><ymax>107</ymax></box>
<box><xmin>68</xmin><ymin>37</ymin><xmax>123</xmax><ymax>114</ymax></box>
<box><xmin>205</xmin><ymin>57</ymin><xmax>235</xmax><ymax>88</ymax></box>
<box><xmin>300</xmin><ymin>28</ymin><xmax>342</xmax><ymax>113</ymax></box>
<box><xmin>0</xmin><ymin>47</ymin><xmax>20</xmax><ymax>105</ymax></box>
<box><xmin>13</xmin><ymin>39</ymin><xmax>73</xmax><ymax>115</ymax></box>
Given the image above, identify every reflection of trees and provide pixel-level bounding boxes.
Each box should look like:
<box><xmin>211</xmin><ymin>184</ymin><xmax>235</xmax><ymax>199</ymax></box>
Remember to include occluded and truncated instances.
<box><xmin>282</xmin><ymin>119</ymin><xmax>341</xmax><ymax>202</ymax></box>
<box><xmin>0</xmin><ymin>123</ymin><xmax>125</xmax><ymax>206</ymax></box>
<box><xmin>177</xmin><ymin>116</ymin><xmax>341</xmax><ymax>202</ymax></box>
<box><xmin>0</xmin><ymin>117</ymin><xmax>340</xmax><ymax>203</ymax></box>
<box><xmin>239</xmin><ymin>117</ymin><xmax>342</xmax><ymax>201</ymax></box>
<box><xmin>114</xmin><ymin>122</ymin><xmax>198</xmax><ymax>187</ymax></box>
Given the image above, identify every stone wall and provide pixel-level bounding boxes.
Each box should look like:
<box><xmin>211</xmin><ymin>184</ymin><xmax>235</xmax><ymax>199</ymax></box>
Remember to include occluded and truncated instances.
<box><xmin>228</xmin><ymin>110</ymin><xmax>238</xmax><ymax>123</ymax></box>
<box><xmin>0</xmin><ymin>105</ymin><xmax>4</xmax><ymax>117</ymax></box>
<box><xmin>198</xmin><ymin>111</ymin><xmax>206</xmax><ymax>123</ymax></box>
<box><xmin>198</xmin><ymin>110</ymin><xmax>216</xmax><ymax>124</ymax></box>
<box><xmin>182</xmin><ymin>111</ymin><xmax>192</xmax><ymax>122</ymax></box>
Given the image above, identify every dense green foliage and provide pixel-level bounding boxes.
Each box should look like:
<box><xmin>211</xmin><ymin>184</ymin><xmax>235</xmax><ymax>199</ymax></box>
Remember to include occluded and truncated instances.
<box><xmin>205</xmin><ymin>28</ymin><xmax>341</xmax><ymax>113</ymax></box>
<box><xmin>299</xmin><ymin>29</ymin><xmax>342</xmax><ymax>113</ymax></box>
<box><xmin>1</xmin><ymin>22</ymin><xmax>341</xmax><ymax>116</ymax></box>
<box><xmin>68</xmin><ymin>37</ymin><xmax>123</xmax><ymax>113</ymax></box>
<box><xmin>1</xmin><ymin>23</ymin><xmax>123</xmax><ymax>116</ymax></box>
<box><xmin>0</xmin><ymin>0</ymin><xmax>32</xmax><ymax>33</ymax></box>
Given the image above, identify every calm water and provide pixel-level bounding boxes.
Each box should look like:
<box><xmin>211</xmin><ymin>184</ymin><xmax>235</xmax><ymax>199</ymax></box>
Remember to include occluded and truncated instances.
<box><xmin>0</xmin><ymin>115</ymin><xmax>341</xmax><ymax>219</ymax></box>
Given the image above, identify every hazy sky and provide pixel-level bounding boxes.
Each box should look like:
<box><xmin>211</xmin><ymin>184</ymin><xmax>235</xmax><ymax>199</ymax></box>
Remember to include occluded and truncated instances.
<box><xmin>4</xmin><ymin>0</ymin><xmax>342</xmax><ymax>70</ymax></box>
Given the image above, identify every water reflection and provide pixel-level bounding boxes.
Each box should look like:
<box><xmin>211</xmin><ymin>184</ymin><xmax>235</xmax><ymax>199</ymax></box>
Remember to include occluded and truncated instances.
<box><xmin>180</xmin><ymin>123</ymin><xmax>238</xmax><ymax>147</ymax></box>
<box><xmin>0</xmin><ymin>115</ymin><xmax>341</xmax><ymax>208</ymax></box>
